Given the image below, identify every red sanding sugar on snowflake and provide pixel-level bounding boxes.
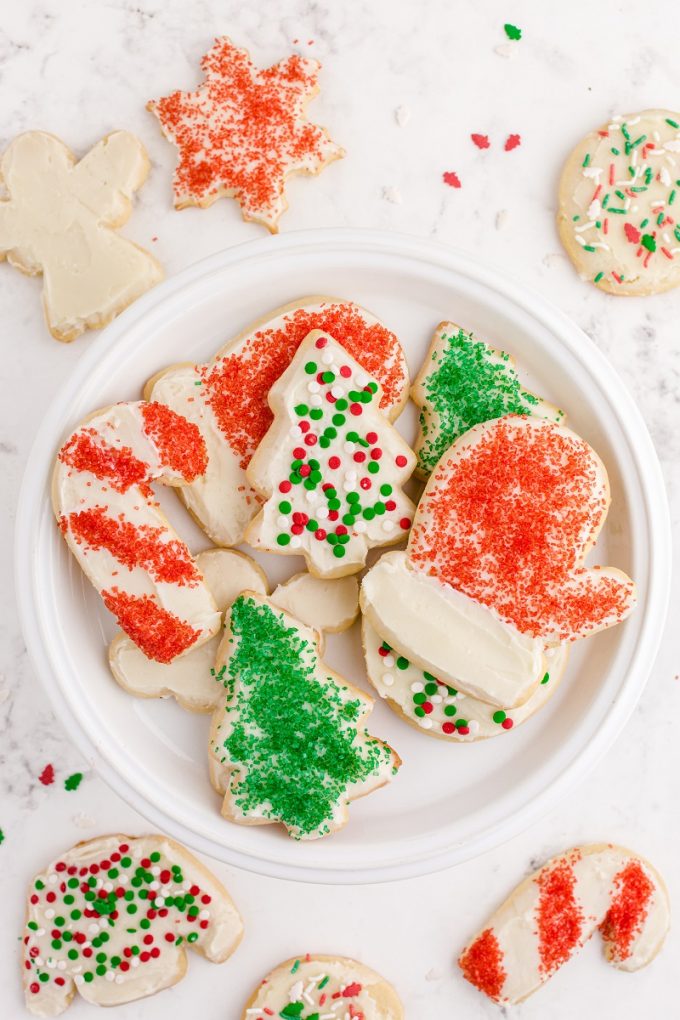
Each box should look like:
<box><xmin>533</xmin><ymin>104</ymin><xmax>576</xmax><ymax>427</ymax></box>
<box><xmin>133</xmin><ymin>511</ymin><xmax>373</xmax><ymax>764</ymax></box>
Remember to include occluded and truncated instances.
<box><xmin>147</xmin><ymin>37</ymin><xmax>344</xmax><ymax>232</ymax></box>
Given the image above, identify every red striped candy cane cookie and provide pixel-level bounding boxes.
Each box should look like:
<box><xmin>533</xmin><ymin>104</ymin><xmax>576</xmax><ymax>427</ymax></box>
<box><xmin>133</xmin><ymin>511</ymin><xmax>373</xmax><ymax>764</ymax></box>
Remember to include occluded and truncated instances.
<box><xmin>361</xmin><ymin>416</ymin><xmax>636</xmax><ymax>708</ymax></box>
<box><xmin>459</xmin><ymin>844</ymin><xmax>669</xmax><ymax>1004</ymax></box>
<box><xmin>144</xmin><ymin>297</ymin><xmax>409</xmax><ymax>547</ymax></box>
<box><xmin>53</xmin><ymin>401</ymin><xmax>221</xmax><ymax>663</ymax></box>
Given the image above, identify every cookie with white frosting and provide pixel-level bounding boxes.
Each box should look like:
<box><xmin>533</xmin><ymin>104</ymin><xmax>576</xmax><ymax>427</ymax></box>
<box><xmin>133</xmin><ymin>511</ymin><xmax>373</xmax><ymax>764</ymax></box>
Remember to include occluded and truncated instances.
<box><xmin>557</xmin><ymin>109</ymin><xmax>680</xmax><ymax>294</ymax></box>
<box><xmin>22</xmin><ymin>834</ymin><xmax>243</xmax><ymax>1016</ymax></box>
<box><xmin>242</xmin><ymin>954</ymin><xmax>403</xmax><ymax>1019</ymax></box>
<box><xmin>459</xmin><ymin>844</ymin><xmax>669</xmax><ymax>1004</ymax></box>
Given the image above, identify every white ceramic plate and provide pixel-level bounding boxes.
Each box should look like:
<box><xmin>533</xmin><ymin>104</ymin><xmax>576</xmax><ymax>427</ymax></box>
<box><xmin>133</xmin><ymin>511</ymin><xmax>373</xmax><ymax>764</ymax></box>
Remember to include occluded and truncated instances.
<box><xmin>15</xmin><ymin>230</ymin><xmax>670</xmax><ymax>884</ymax></box>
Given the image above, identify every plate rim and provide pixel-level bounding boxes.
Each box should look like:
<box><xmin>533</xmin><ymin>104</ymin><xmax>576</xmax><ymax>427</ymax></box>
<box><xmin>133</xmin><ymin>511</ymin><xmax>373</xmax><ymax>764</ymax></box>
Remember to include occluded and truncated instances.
<box><xmin>15</xmin><ymin>227</ymin><xmax>671</xmax><ymax>884</ymax></box>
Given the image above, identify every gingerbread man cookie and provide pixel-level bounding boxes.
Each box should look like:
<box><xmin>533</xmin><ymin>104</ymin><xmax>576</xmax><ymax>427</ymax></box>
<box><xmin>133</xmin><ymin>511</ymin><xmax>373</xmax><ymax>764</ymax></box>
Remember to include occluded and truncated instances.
<box><xmin>145</xmin><ymin>297</ymin><xmax>409</xmax><ymax>547</ymax></box>
<box><xmin>0</xmin><ymin>131</ymin><xmax>162</xmax><ymax>341</ymax></box>
<box><xmin>22</xmin><ymin>834</ymin><xmax>243</xmax><ymax>1016</ymax></box>
<box><xmin>209</xmin><ymin>592</ymin><xmax>400</xmax><ymax>840</ymax></box>
<box><xmin>148</xmin><ymin>37</ymin><xmax>343</xmax><ymax>232</ymax></box>
<box><xmin>361</xmin><ymin>416</ymin><xmax>636</xmax><ymax>708</ymax></box>
<box><xmin>459</xmin><ymin>844</ymin><xmax>669</xmax><ymax>1004</ymax></box>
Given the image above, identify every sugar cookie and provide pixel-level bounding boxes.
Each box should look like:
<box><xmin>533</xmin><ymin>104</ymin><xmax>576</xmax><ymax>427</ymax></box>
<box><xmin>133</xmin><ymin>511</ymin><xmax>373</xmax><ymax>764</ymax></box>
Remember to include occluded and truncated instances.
<box><xmin>245</xmin><ymin>330</ymin><xmax>415</xmax><ymax>578</ymax></box>
<box><xmin>209</xmin><ymin>593</ymin><xmax>400</xmax><ymax>839</ymax></box>
<box><xmin>145</xmin><ymin>297</ymin><xmax>409</xmax><ymax>547</ymax></box>
<box><xmin>557</xmin><ymin>109</ymin><xmax>680</xmax><ymax>294</ymax></box>
<box><xmin>148</xmin><ymin>37</ymin><xmax>343</xmax><ymax>232</ymax></box>
<box><xmin>271</xmin><ymin>572</ymin><xmax>359</xmax><ymax>632</ymax></box>
<box><xmin>0</xmin><ymin>131</ymin><xmax>162</xmax><ymax>341</ymax></box>
<box><xmin>412</xmin><ymin>322</ymin><xmax>562</xmax><ymax>478</ymax></box>
<box><xmin>53</xmin><ymin>401</ymin><xmax>220</xmax><ymax>663</ymax></box>
<box><xmin>361</xmin><ymin>416</ymin><xmax>636</xmax><ymax>708</ymax></box>
<box><xmin>242</xmin><ymin>954</ymin><xmax>403</xmax><ymax>1019</ymax></box>
<box><xmin>459</xmin><ymin>844</ymin><xmax>669</xmax><ymax>1004</ymax></box>
<box><xmin>363</xmin><ymin>617</ymin><xmax>568</xmax><ymax>740</ymax></box>
<box><xmin>22</xmin><ymin>834</ymin><xmax>243</xmax><ymax>1015</ymax></box>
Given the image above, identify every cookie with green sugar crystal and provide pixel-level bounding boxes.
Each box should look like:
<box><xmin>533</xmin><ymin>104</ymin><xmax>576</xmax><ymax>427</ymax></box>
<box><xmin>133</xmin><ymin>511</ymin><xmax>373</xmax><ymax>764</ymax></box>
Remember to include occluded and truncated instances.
<box><xmin>411</xmin><ymin>322</ymin><xmax>564</xmax><ymax>478</ymax></box>
<box><xmin>209</xmin><ymin>592</ymin><xmax>400</xmax><ymax>839</ymax></box>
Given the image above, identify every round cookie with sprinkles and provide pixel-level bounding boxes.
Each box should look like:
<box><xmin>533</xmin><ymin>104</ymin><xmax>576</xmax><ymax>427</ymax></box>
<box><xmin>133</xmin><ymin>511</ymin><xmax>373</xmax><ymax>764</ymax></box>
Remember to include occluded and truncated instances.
<box><xmin>22</xmin><ymin>834</ymin><xmax>243</xmax><ymax>1016</ymax></box>
<box><xmin>241</xmin><ymin>954</ymin><xmax>403</xmax><ymax>1019</ymax></box>
<box><xmin>209</xmin><ymin>592</ymin><xmax>400</xmax><ymax>840</ymax></box>
<box><xmin>459</xmin><ymin>844</ymin><xmax>669</xmax><ymax>1005</ymax></box>
<box><xmin>557</xmin><ymin>109</ymin><xmax>680</xmax><ymax>294</ymax></box>
<box><xmin>245</xmin><ymin>330</ymin><xmax>415</xmax><ymax>579</ymax></box>
<box><xmin>362</xmin><ymin>617</ymin><xmax>568</xmax><ymax>741</ymax></box>
<box><xmin>412</xmin><ymin>321</ymin><xmax>563</xmax><ymax>478</ymax></box>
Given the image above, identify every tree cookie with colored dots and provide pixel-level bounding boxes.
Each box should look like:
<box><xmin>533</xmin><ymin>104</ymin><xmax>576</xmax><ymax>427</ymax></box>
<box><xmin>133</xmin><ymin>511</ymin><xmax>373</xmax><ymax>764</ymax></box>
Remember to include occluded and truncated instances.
<box><xmin>459</xmin><ymin>844</ymin><xmax>669</xmax><ymax>1005</ymax></box>
<box><xmin>145</xmin><ymin>296</ymin><xmax>409</xmax><ymax>548</ymax></box>
<box><xmin>412</xmin><ymin>322</ymin><xmax>563</xmax><ymax>478</ymax></box>
<box><xmin>209</xmin><ymin>592</ymin><xmax>400</xmax><ymax>840</ymax></box>
<box><xmin>363</xmin><ymin>618</ymin><xmax>568</xmax><ymax>741</ymax></box>
<box><xmin>23</xmin><ymin>834</ymin><xmax>243</xmax><ymax>1016</ymax></box>
<box><xmin>148</xmin><ymin>37</ymin><xmax>344</xmax><ymax>232</ymax></box>
<box><xmin>0</xmin><ymin>131</ymin><xmax>162</xmax><ymax>341</ymax></box>
<box><xmin>557</xmin><ymin>109</ymin><xmax>680</xmax><ymax>294</ymax></box>
<box><xmin>245</xmin><ymin>330</ymin><xmax>415</xmax><ymax>578</ymax></box>
<box><xmin>241</xmin><ymin>954</ymin><xmax>404</xmax><ymax>1019</ymax></box>
<box><xmin>361</xmin><ymin>416</ymin><xmax>636</xmax><ymax>709</ymax></box>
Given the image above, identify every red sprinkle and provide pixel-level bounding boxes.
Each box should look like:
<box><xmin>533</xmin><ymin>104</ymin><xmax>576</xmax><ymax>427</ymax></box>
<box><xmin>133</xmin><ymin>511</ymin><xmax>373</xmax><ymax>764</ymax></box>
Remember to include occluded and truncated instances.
<box><xmin>101</xmin><ymin>589</ymin><xmax>201</xmax><ymax>662</ymax></box>
<box><xmin>536</xmin><ymin>855</ymin><xmax>583</xmax><ymax>974</ymax></box>
<box><xmin>443</xmin><ymin>171</ymin><xmax>461</xmax><ymax>188</ymax></box>
<box><xmin>39</xmin><ymin>764</ymin><xmax>55</xmax><ymax>786</ymax></box>
<box><xmin>624</xmin><ymin>223</ymin><xmax>641</xmax><ymax>244</ymax></box>
<box><xmin>601</xmin><ymin>860</ymin><xmax>654</xmax><ymax>962</ymax></box>
<box><xmin>459</xmin><ymin>928</ymin><xmax>506</xmax><ymax>1001</ymax></box>
<box><xmin>504</xmin><ymin>134</ymin><xmax>521</xmax><ymax>151</ymax></box>
<box><xmin>471</xmin><ymin>133</ymin><xmax>490</xmax><ymax>150</ymax></box>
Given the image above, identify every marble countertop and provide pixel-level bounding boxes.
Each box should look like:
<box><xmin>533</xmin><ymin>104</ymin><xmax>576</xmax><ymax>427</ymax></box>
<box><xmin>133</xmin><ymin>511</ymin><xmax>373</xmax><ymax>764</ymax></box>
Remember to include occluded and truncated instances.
<box><xmin>2</xmin><ymin>1</ymin><xmax>679</xmax><ymax>1017</ymax></box>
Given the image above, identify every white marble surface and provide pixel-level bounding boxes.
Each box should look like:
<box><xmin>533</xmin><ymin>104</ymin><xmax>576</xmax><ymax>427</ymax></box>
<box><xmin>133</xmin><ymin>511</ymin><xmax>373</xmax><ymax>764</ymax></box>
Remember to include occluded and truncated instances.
<box><xmin>1</xmin><ymin>1</ymin><xmax>679</xmax><ymax>1017</ymax></box>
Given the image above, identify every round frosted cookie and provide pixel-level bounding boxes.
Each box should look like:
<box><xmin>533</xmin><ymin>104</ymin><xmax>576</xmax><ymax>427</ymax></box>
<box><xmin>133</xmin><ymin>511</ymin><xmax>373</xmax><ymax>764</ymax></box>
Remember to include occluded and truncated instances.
<box><xmin>271</xmin><ymin>572</ymin><xmax>359</xmax><ymax>632</ymax></box>
<box><xmin>362</xmin><ymin>617</ymin><xmax>568</xmax><ymax>741</ymax></box>
<box><xmin>557</xmin><ymin>109</ymin><xmax>680</xmax><ymax>294</ymax></box>
<box><xmin>242</xmin><ymin>954</ymin><xmax>403</xmax><ymax>1019</ymax></box>
<box><xmin>22</xmin><ymin>834</ymin><xmax>243</xmax><ymax>1016</ymax></box>
<box><xmin>148</xmin><ymin>37</ymin><xmax>343</xmax><ymax>233</ymax></box>
<box><xmin>458</xmin><ymin>844</ymin><xmax>669</xmax><ymax>1005</ymax></box>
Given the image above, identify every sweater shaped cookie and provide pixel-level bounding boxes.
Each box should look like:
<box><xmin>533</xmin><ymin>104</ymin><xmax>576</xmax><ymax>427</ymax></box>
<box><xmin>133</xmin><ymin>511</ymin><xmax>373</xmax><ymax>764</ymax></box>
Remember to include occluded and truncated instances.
<box><xmin>361</xmin><ymin>415</ymin><xmax>636</xmax><ymax>708</ymax></box>
<box><xmin>0</xmin><ymin>131</ymin><xmax>162</xmax><ymax>341</ymax></box>
<box><xmin>22</xmin><ymin>834</ymin><xmax>243</xmax><ymax>1016</ymax></box>
<box><xmin>209</xmin><ymin>592</ymin><xmax>400</xmax><ymax>839</ymax></box>
<box><xmin>245</xmin><ymin>330</ymin><xmax>415</xmax><ymax>578</ymax></box>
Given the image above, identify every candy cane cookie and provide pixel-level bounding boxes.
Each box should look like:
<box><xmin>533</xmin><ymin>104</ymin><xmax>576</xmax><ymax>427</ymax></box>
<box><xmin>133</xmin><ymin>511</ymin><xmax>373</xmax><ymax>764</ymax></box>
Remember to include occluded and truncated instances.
<box><xmin>144</xmin><ymin>297</ymin><xmax>409</xmax><ymax>547</ymax></box>
<box><xmin>361</xmin><ymin>416</ymin><xmax>636</xmax><ymax>708</ymax></box>
<box><xmin>53</xmin><ymin>401</ymin><xmax>221</xmax><ymax>663</ymax></box>
<box><xmin>459</xmin><ymin>844</ymin><xmax>669</xmax><ymax>1004</ymax></box>
<box><xmin>412</xmin><ymin>321</ymin><xmax>563</xmax><ymax>479</ymax></box>
<box><xmin>22</xmin><ymin>834</ymin><xmax>243</xmax><ymax>1016</ymax></box>
<box><xmin>242</xmin><ymin>954</ymin><xmax>403</xmax><ymax>1019</ymax></box>
<box><xmin>557</xmin><ymin>109</ymin><xmax>680</xmax><ymax>294</ymax></box>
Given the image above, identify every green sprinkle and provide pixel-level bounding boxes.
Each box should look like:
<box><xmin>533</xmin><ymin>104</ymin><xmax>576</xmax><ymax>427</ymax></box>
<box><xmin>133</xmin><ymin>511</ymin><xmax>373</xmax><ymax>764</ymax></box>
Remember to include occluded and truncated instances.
<box><xmin>594</xmin><ymin>272</ymin><xmax>604</xmax><ymax>283</ymax></box>
<box><xmin>641</xmin><ymin>233</ymin><xmax>656</xmax><ymax>252</ymax></box>
<box><xmin>583</xmin><ymin>245</ymin><xmax>596</xmax><ymax>252</ymax></box>
<box><xmin>670</xmin><ymin>190</ymin><xmax>676</xmax><ymax>206</ymax></box>
<box><xmin>541</xmin><ymin>672</ymin><xmax>550</xmax><ymax>685</ymax></box>
<box><xmin>666</xmin><ymin>118</ymin><xmax>679</xmax><ymax>128</ymax></box>
<box><xmin>279</xmin><ymin>500</ymin><xmax>292</xmax><ymax>513</ymax></box>
<box><xmin>582</xmin><ymin>153</ymin><xmax>591</xmax><ymax>167</ymax></box>
<box><xmin>610</xmin><ymin>146</ymin><xmax>620</xmax><ymax>156</ymax></box>
<box><xmin>444</xmin><ymin>704</ymin><xmax>457</xmax><ymax>717</ymax></box>
<box><xmin>291</xmin><ymin>959</ymin><xmax>301</xmax><ymax>974</ymax></box>
<box><xmin>64</xmin><ymin>772</ymin><xmax>83</xmax><ymax>792</ymax></box>
<box><xmin>294</xmin><ymin>403</ymin><xmax>309</xmax><ymax>416</ymax></box>
<box><xmin>318</xmin><ymin>975</ymin><xmax>330</xmax><ymax>989</ymax></box>
<box><xmin>280</xmin><ymin>1004</ymin><xmax>304</xmax><ymax>1018</ymax></box>
<box><xmin>640</xmin><ymin>218</ymin><xmax>649</xmax><ymax>228</ymax></box>
<box><xmin>277</xmin><ymin>533</ymin><xmax>291</xmax><ymax>546</ymax></box>
<box><xmin>304</xmin><ymin>361</ymin><xmax>317</xmax><ymax>375</ymax></box>
<box><xmin>310</xmin><ymin>408</ymin><xmax>323</xmax><ymax>421</ymax></box>
<box><xmin>504</xmin><ymin>22</ymin><xmax>522</xmax><ymax>39</ymax></box>
<box><xmin>607</xmin><ymin>208</ymin><xmax>626</xmax><ymax>214</ymax></box>
<box><xmin>492</xmin><ymin>710</ymin><xmax>507</xmax><ymax>724</ymax></box>
<box><xmin>657</xmin><ymin>212</ymin><xmax>665</xmax><ymax>226</ymax></box>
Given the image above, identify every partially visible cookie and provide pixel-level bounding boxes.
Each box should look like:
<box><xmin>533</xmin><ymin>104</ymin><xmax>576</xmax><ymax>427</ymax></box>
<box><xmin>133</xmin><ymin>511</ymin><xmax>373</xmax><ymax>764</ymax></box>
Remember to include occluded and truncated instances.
<box><xmin>557</xmin><ymin>109</ymin><xmax>680</xmax><ymax>294</ymax></box>
<box><xmin>241</xmin><ymin>954</ymin><xmax>403</xmax><ymax>1019</ymax></box>
<box><xmin>271</xmin><ymin>572</ymin><xmax>359</xmax><ymax>632</ymax></box>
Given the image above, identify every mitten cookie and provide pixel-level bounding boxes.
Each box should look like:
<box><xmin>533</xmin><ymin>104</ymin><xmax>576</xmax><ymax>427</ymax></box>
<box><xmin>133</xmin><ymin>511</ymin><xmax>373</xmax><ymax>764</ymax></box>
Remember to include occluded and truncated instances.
<box><xmin>145</xmin><ymin>297</ymin><xmax>409</xmax><ymax>547</ymax></box>
<box><xmin>361</xmin><ymin>416</ymin><xmax>636</xmax><ymax>708</ymax></box>
<box><xmin>22</xmin><ymin>834</ymin><xmax>243</xmax><ymax>1016</ymax></box>
<box><xmin>148</xmin><ymin>37</ymin><xmax>343</xmax><ymax>232</ymax></box>
<box><xmin>459</xmin><ymin>844</ymin><xmax>669</xmax><ymax>1005</ymax></box>
<box><xmin>0</xmin><ymin>131</ymin><xmax>162</xmax><ymax>341</ymax></box>
<box><xmin>363</xmin><ymin>617</ymin><xmax>568</xmax><ymax>741</ymax></box>
<box><xmin>412</xmin><ymin>322</ymin><xmax>562</xmax><ymax>478</ymax></box>
<box><xmin>245</xmin><ymin>330</ymin><xmax>415</xmax><ymax>578</ymax></box>
<box><xmin>209</xmin><ymin>592</ymin><xmax>400</xmax><ymax>839</ymax></box>
<box><xmin>557</xmin><ymin>109</ymin><xmax>680</xmax><ymax>294</ymax></box>
<box><xmin>242</xmin><ymin>954</ymin><xmax>403</xmax><ymax>1019</ymax></box>
<box><xmin>53</xmin><ymin>401</ymin><xmax>221</xmax><ymax>663</ymax></box>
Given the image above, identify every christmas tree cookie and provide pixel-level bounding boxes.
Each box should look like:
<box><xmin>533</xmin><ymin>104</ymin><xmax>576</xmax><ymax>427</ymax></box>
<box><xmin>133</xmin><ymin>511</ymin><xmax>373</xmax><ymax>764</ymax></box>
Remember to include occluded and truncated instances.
<box><xmin>412</xmin><ymin>321</ymin><xmax>563</xmax><ymax>478</ymax></box>
<box><xmin>22</xmin><ymin>834</ymin><xmax>243</xmax><ymax>1015</ymax></box>
<box><xmin>209</xmin><ymin>593</ymin><xmax>400</xmax><ymax>840</ymax></box>
<box><xmin>245</xmin><ymin>330</ymin><xmax>416</xmax><ymax>578</ymax></box>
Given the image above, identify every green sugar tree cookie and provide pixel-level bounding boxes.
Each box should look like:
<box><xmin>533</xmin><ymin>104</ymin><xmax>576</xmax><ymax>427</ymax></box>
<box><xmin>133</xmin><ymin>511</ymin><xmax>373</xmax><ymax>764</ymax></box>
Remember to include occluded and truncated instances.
<box><xmin>411</xmin><ymin>322</ymin><xmax>564</xmax><ymax>478</ymax></box>
<box><xmin>209</xmin><ymin>593</ymin><xmax>400</xmax><ymax>839</ymax></box>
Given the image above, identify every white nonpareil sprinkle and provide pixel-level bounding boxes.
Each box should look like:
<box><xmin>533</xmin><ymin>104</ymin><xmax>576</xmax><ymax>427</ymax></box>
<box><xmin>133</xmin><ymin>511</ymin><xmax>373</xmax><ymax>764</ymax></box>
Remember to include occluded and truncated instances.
<box><xmin>582</xmin><ymin>166</ymin><xmax>603</xmax><ymax>179</ymax></box>
<box><xmin>307</xmin><ymin>381</ymin><xmax>320</xmax><ymax>394</ymax></box>
<box><xmin>419</xmin><ymin>717</ymin><xmax>433</xmax><ymax>729</ymax></box>
<box><xmin>587</xmin><ymin>199</ymin><xmax>601</xmax><ymax>219</ymax></box>
<box><xmin>310</xmin><ymin>394</ymin><xmax>322</xmax><ymax>407</ymax></box>
<box><xmin>410</xmin><ymin>681</ymin><xmax>424</xmax><ymax>693</ymax></box>
<box><xmin>354</xmin><ymin>520</ymin><xmax>367</xmax><ymax>533</ymax></box>
<box><xmin>382</xmin><ymin>185</ymin><xmax>403</xmax><ymax>205</ymax></box>
<box><xmin>321</xmin><ymin>351</ymin><xmax>334</xmax><ymax>365</ymax></box>
<box><xmin>660</xmin><ymin>165</ymin><xmax>672</xmax><ymax>186</ymax></box>
<box><xmin>382</xmin><ymin>673</ymin><xmax>394</xmax><ymax>686</ymax></box>
<box><xmin>574</xmin><ymin>234</ymin><xmax>587</xmax><ymax>247</ymax></box>
<box><xmin>574</xmin><ymin>220</ymin><xmax>596</xmax><ymax>233</ymax></box>
<box><xmin>395</xmin><ymin>104</ymin><xmax>411</xmax><ymax>127</ymax></box>
<box><xmin>383</xmin><ymin>654</ymin><xmax>394</xmax><ymax>667</ymax></box>
<box><xmin>289</xmin><ymin>979</ymin><xmax>304</xmax><ymax>1001</ymax></box>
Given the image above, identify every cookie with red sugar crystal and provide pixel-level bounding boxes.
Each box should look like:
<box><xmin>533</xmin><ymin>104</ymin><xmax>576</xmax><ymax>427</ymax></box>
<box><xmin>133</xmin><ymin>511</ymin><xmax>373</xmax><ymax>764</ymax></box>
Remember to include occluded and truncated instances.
<box><xmin>147</xmin><ymin>37</ymin><xmax>344</xmax><ymax>232</ymax></box>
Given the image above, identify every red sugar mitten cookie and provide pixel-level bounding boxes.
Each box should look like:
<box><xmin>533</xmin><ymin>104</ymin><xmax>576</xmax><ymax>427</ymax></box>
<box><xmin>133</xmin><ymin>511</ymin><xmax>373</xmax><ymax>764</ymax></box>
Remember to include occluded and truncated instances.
<box><xmin>361</xmin><ymin>415</ymin><xmax>636</xmax><ymax>708</ymax></box>
<box><xmin>147</xmin><ymin>37</ymin><xmax>343</xmax><ymax>232</ymax></box>
<box><xmin>459</xmin><ymin>844</ymin><xmax>669</xmax><ymax>1005</ymax></box>
<box><xmin>22</xmin><ymin>834</ymin><xmax>242</xmax><ymax>1016</ymax></box>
